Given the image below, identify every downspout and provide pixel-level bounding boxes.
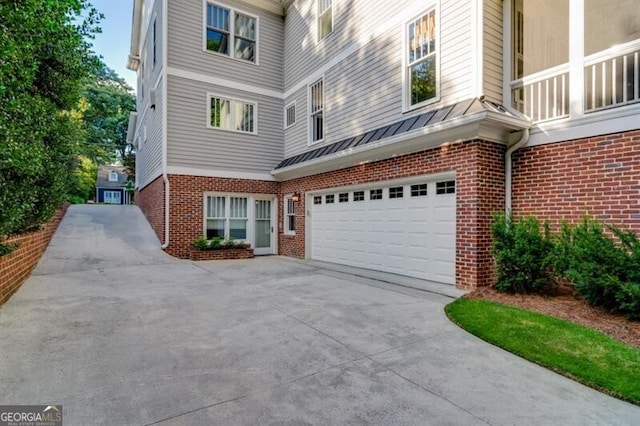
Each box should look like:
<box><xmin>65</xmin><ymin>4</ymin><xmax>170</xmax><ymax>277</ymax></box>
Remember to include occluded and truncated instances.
<box><xmin>505</xmin><ymin>128</ymin><xmax>530</xmax><ymax>215</ymax></box>
<box><xmin>161</xmin><ymin>0</ymin><xmax>170</xmax><ymax>250</ymax></box>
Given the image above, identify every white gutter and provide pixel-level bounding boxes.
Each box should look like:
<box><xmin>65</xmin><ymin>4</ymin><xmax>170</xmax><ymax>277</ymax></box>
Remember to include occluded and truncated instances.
<box><xmin>505</xmin><ymin>128</ymin><xmax>530</xmax><ymax>214</ymax></box>
<box><xmin>161</xmin><ymin>0</ymin><xmax>169</xmax><ymax>250</ymax></box>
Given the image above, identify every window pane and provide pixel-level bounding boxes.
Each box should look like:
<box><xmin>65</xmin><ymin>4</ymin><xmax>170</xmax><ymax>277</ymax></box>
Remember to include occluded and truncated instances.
<box><xmin>512</xmin><ymin>0</ymin><xmax>568</xmax><ymax>79</ymax></box>
<box><xmin>585</xmin><ymin>0</ymin><xmax>640</xmax><ymax>56</ymax></box>
<box><xmin>353</xmin><ymin>191</ymin><xmax>364</xmax><ymax>201</ymax></box>
<box><xmin>230</xmin><ymin>197</ymin><xmax>247</xmax><ymax>218</ymax></box>
<box><xmin>234</xmin><ymin>38</ymin><xmax>255</xmax><ymax>62</ymax></box>
<box><xmin>207</xmin><ymin>29</ymin><xmax>229</xmax><ymax>54</ymax></box>
<box><xmin>207</xmin><ymin>196</ymin><xmax>225</xmax><ymax>218</ymax></box>
<box><xmin>411</xmin><ymin>57</ymin><xmax>436</xmax><ymax>105</ymax></box>
<box><xmin>229</xmin><ymin>219</ymin><xmax>247</xmax><ymax>239</ymax></box>
<box><xmin>235</xmin><ymin>14</ymin><xmax>255</xmax><ymax>40</ymax></box>
<box><xmin>319</xmin><ymin>9</ymin><xmax>332</xmax><ymax>40</ymax></box>
<box><xmin>235</xmin><ymin>102</ymin><xmax>254</xmax><ymax>133</ymax></box>
<box><xmin>206</xmin><ymin>219</ymin><xmax>225</xmax><ymax>238</ymax></box>
<box><xmin>210</xmin><ymin>98</ymin><xmax>231</xmax><ymax>129</ymax></box>
<box><xmin>207</xmin><ymin>5</ymin><xmax>229</xmax><ymax>30</ymax></box>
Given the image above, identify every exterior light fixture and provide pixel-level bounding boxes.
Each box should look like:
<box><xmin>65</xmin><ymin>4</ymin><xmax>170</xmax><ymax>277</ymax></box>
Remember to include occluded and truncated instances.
<box><xmin>291</xmin><ymin>192</ymin><xmax>301</xmax><ymax>202</ymax></box>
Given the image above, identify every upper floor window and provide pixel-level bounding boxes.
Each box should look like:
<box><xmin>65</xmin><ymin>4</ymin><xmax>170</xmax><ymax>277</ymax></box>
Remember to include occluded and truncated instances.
<box><xmin>205</xmin><ymin>3</ymin><xmax>257</xmax><ymax>63</ymax></box>
<box><xmin>509</xmin><ymin>0</ymin><xmax>640</xmax><ymax>122</ymax></box>
<box><xmin>406</xmin><ymin>8</ymin><xmax>437</xmax><ymax>108</ymax></box>
<box><xmin>285</xmin><ymin>102</ymin><xmax>296</xmax><ymax>129</ymax></box>
<box><xmin>152</xmin><ymin>19</ymin><xmax>157</xmax><ymax>68</ymax></box>
<box><xmin>208</xmin><ymin>94</ymin><xmax>257</xmax><ymax>134</ymax></box>
<box><xmin>309</xmin><ymin>78</ymin><xmax>324</xmax><ymax>144</ymax></box>
<box><xmin>108</xmin><ymin>171</ymin><xmax>118</xmax><ymax>182</ymax></box>
<box><xmin>317</xmin><ymin>0</ymin><xmax>333</xmax><ymax>42</ymax></box>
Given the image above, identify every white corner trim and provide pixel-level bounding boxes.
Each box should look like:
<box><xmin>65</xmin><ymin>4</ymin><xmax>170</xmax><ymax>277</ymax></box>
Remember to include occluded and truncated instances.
<box><xmin>166</xmin><ymin>166</ymin><xmax>278</xmax><ymax>181</ymax></box>
<box><xmin>167</xmin><ymin>67</ymin><xmax>283</xmax><ymax>99</ymax></box>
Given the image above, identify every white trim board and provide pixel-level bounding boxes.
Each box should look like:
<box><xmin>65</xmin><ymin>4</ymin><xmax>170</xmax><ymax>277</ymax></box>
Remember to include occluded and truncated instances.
<box><xmin>166</xmin><ymin>166</ymin><xmax>278</xmax><ymax>181</ymax></box>
<box><xmin>167</xmin><ymin>67</ymin><xmax>283</xmax><ymax>99</ymax></box>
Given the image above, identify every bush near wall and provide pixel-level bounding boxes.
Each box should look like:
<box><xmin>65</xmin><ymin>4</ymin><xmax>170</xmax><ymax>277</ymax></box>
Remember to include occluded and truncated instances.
<box><xmin>0</xmin><ymin>204</ymin><xmax>69</xmax><ymax>305</ymax></box>
<box><xmin>491</xmin><ymin>214</ymin><xmax>640</xmax><ymax>320</ymax></box>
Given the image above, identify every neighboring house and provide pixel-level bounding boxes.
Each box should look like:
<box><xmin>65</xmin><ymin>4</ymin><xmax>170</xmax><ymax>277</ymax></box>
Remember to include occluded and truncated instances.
<box><xmin>96</xmin><ymin>165</ymin><xmax>131</xmax><ymax>205</ymax></box>
<box><xmin>126</xmin><ymin>0</ymin><xmax>640</xmax><ymax>289</ymax></box>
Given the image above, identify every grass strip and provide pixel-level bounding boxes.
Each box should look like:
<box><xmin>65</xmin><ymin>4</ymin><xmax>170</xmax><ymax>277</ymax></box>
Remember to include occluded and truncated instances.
<box><xmin>445</xmin><ymin>298</ymin><xmax>640</xmax><ymax>405</ymax></box>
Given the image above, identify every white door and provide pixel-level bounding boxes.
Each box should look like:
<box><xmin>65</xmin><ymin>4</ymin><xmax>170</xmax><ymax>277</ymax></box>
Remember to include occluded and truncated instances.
<box><xmin>310</xmin><ymin>179</ymin><xmax>456</xmax><ymax>284</ymax></box>
<box><xmin>104</xmin><ymin>191</ymin><xmax>121</xmax><ymax>204</ymax></box>
<box><xmin>254</xmin><ymin>198</ymin><xmax>275</xmax><ymax>255</ymax></box>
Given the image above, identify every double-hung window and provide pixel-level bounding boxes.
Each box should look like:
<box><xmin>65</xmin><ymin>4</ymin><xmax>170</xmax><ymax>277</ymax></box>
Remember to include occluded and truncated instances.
<box><xmin>208</xmin><ymin>95</ymin><xmax>256</xmax><ymax>134</ymax></box>
<box><xmin>317</xmin><ymin>0</ymin><xmax>333</xmax><ymax>41</ymax></box>
<box><xmin>309</xmin><ymin>78</ymin><xmax>324</xmax><ymax>144</ymax></box>
<box><xmin>206</xmin><ymin>3</ymin><xmax>257</xmax><ymax>63</ymax></box>
<box><xmin>406</xmin><ymin>8</ymin><xmax>437</xmax><ymax>108</ymax></box>
<box><xmin>284</xmin><ymin>195</ymin><xmax>296</xmax><ymax>234</ymax></box>
<box><xmin>206</xmin><ymin>195</ymin><xmax>248</xmax><ymax>239</ymax></box>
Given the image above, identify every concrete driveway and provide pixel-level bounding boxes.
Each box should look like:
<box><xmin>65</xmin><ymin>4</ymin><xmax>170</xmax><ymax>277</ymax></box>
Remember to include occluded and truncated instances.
<box><xmin>1</xmin><ymin>205</ymin><xmax>638</xmax><ymax>425</ymax></box>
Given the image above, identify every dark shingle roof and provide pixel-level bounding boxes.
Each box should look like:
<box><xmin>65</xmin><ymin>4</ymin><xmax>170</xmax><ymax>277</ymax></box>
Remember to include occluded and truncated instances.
<box><xmin>274</xmin><ymin>98</ymin><xmax>521</xmax><ymax>170</ymax></box>
<box><xmin>96</xmin><ymin>165</ymin><xmax>129</xmax><ymax>188</ymax></box>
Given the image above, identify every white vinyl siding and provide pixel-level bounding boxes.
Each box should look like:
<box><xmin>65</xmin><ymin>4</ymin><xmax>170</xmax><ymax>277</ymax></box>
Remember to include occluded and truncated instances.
<box><xmin>309</xmin><ymin>78</ymin><xmax>324</xmax><ymax>144</ymax></box>
<box><xmin>205</xmin><ymin>2</ymin><xmax>257</xmax><ymax>63</ymax></box>
<box><xmin>317</xmin><ymin>0</ymin><xmax>333</xmax><ymax>42</ymax></box>
<box><xmin>208</xmin><ymin>94</ymin><xmax>257</xmax><ymax>134</ymax></box>
<box><xmin>406</xmin><ymin>8</ymin><xmax>438</xmax><ymax>109</ymax></box>
<box><xmin>285</xmin><ymin>102</ymin><xmax>296</xmax><ymax>129</ymax></box>
<box><xmin>284</xmin><ymin>195</ymin><xmax>296</xmax><ymax>234</ymax></box>
<box><xmin>167</xmin><ymin>76</ymin><xmax>282</xmax><ymax>174</ymax></box>
<box><xmin>168</xmin><ymin>0</ymin><xmax>282</xmax><ymax>92</ymax></box>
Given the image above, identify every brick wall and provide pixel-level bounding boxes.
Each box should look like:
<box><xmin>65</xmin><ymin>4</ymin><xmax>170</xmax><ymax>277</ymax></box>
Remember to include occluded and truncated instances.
<box><xmin>135</xmin><ymin>176</ymin><xmax>166</xmax><ymax>244</ymax></box>
<box><xmin>0</xmin><ymin>203</ymin><xmax>69</xmax><ymax>305</ymax></box>
<box><xmin>279</xmin><ymin>140</ymin><xmax>506</xmax><ymax>289</ymax></box>
<box><xmin>166</xmin><ymin>175</ymin><xmax>279</xmax><ymax>258</ymax></box>
<box><xmin>512</xmin><ymin>129</ymin><xmax>640</xmax><ymax>232</ymax></box>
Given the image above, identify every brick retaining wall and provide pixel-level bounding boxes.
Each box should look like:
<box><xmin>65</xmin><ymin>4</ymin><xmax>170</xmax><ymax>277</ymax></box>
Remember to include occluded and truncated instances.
<box><xmin>0</xmin><ymin>204</ymin><xmax>69</xmax><ymax>305</ymax></box>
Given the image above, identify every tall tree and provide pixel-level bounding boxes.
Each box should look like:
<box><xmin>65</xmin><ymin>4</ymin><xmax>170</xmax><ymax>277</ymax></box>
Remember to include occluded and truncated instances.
<box><xmin>0</xmin><ymin>0</ymin><xmax>101</xmax><ymax>250</ymax></box>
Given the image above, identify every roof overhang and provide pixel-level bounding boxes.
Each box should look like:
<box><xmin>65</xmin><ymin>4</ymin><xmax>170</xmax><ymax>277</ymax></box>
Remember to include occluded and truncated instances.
<box><xmin>271</xmin><ymin>111</ymin><xmax>530</xmax><ymax>181</ymax></box>
<box><xmin>237</xmin><ymin>0</ymin><xmax>289</xmax><ymax>15</ymax></box>
<box><xmin>126</xmin><ymin>0</ymin><xmax>143</xmax><ymax>71</ymax></box>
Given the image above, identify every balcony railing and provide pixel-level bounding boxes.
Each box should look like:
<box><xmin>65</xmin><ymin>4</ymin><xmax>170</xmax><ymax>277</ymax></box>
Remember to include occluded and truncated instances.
<box><xmin>584</xmin><ymin>46</ymin><xmax>640</xmax><ymax>113</ymax></box>
<box><xmin>511</xmin><ymin>67</ymin><xmax>570</xmax><ymax>123</ymax></box>
<box><xmin>510</xmin><ymin>41</ymin><xmax>640</xmax><ymax>123</ymax></box>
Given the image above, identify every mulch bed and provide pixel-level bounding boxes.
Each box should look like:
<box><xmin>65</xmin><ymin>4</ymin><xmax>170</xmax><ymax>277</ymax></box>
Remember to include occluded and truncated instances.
<box><xmin>466</xmin><ymin>283</ymin><xmax>640</xmax><ymax>349</ymax></box>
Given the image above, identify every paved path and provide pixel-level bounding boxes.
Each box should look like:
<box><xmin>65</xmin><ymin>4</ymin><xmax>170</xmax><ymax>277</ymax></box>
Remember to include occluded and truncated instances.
<box><xmin>1</xmin><ymin>205</ymin><xmax>638</xmax><ymax>425</ymax></box>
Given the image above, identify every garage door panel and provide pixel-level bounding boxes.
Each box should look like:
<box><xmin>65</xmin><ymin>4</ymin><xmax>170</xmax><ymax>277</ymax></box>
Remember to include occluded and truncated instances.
<box><xmin>311</xmin><ymin>178</ymin><xmax>456</xmax><ymax>285</ymax></box>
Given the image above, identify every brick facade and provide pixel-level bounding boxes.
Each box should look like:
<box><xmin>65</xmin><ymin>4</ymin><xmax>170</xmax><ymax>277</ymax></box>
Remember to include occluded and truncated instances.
<box><xmin>188</xmin><ymin>247</ymin><xmax>255</xmax><ymax>260</ymax></box>
<box><xmin>512</xmin><ymin>129</ymin><xmax>640</xmax><ymax>233</ymax></box>
<box><xmin>279</xmin><ymin>140</ymin><xmax>506</xmax><ymax>289</ymax></box>
<box><xmin>165</xmin><ymin>175</ymin><xmax>279</xmax><ymax>258</ymax></box>
<box><xmin>0</xmin><ymin>203</ymin><xmax>69</xmax><ymax>305</ymax></box>
<box><xmin>135</xmin><ymin>175</ymin><xmax>166</xmax><ymax>244</ymax></box>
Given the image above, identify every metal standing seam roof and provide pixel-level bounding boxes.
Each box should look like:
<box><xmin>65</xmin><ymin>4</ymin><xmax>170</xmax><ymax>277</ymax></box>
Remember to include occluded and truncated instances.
<box><xmin>274</xmin><ymin>98</ymin><xmax>521</xmax><ymax>170</ymax></box>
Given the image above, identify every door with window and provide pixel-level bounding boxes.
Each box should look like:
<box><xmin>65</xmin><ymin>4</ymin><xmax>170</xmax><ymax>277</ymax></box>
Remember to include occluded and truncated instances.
<box><xmin>104</xmin><ymin>191</ymin><xmax>121</xmax><ymax>204</ymax></box>
<box><xmin>254</xmin><ymin>198</ymin><xmax>274</xmax><ymax>255</ymax></box>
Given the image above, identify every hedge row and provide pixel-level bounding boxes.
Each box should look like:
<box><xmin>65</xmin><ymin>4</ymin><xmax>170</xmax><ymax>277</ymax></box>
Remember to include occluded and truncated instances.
<box><xmin>491</xmin><ymin>214</ymin><xmax>640</xmax><ymax>320</ymax></box>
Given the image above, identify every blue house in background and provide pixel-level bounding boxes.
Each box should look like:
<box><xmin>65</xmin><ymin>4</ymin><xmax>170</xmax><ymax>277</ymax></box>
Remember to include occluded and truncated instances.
<box><xmin>96</xmin><ymin>165</ymin><xmax>131</xmax><ymax>205</ymax></box>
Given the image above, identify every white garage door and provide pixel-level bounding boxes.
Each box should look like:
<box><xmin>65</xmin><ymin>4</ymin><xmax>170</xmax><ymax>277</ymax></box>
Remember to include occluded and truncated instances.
<box><xmin>310</xmin><ymin>178</ymin><xmax>456</xmax><ymax>284</ymax></box>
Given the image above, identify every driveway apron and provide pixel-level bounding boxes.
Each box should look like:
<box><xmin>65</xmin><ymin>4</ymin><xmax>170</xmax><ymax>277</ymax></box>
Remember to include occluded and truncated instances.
<box><xmin>0</xmin><ymin>205</ymin><xmax>638</xmax><ymax>425</ymax></box>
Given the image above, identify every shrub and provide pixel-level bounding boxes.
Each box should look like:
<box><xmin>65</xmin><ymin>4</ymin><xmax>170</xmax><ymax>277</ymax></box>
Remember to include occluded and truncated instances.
<box><xmin>491</xmin><ymin>213</ymin><xmax>556</xmax><ymax>294</ymax></box>
<box><xmin>555</xmin><ymin>218</ymin><xmax>640</xmax><ymax>320</ymax></box>
<box><xmin>193</xmin><ymin>236</ymin><xmax>248</xmax><ymax>250</ymax></box>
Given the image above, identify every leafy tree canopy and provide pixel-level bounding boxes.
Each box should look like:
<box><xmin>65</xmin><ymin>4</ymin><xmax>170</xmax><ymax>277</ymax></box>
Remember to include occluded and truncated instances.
<box><xmin>0</xmin><ymin>0</ymin><xmax>102</xmax><ymax>245</ymax></box>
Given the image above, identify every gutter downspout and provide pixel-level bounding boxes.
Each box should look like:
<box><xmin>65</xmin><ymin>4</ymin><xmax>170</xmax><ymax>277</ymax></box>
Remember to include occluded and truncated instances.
<box><xmin>161</xmin><ymin>0</ymin><xmax>169</xmax><ymax>250</ymax></box>
<box><xmin>505</xmin><ymin>128</ymin><xmax>530</xmax><ymax>214</ymax></box>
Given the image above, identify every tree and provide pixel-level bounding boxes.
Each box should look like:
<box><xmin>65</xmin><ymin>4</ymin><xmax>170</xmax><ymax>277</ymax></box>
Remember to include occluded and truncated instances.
<box><xmin>0</xmin><ymin>0</ymin><xmax>101</xmax><ymax>251</ymax></box>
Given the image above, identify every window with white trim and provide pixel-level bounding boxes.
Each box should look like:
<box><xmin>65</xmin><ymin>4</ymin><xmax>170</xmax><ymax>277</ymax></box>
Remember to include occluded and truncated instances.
<box><xmin>205</xmin><ymin>3</ymin><xmax>257</xmax><ymax>63</ymax></box>
<box><xmin>317</xmin><ymin>0</ymin><xmax>333</xmax><ymax>41</ymax></box>
<box><xmin>108</xmin><ymin>171</ymin><xmax>118</xmax><ymax>182</ymax></box>
<box><xmin>309</xmin><ymin>78</ymin><xmax>324</xmax><ymax>144</ymax></box>
<box><xmin>285</xmin><ymin>102</ymin><xmax>296</xmax><ymax>128</ymax></box>
<box><xmin>406</xmin><ymin>8</ymin><xmax>437</xmax><ymax>107</ymax></box>
<box><xmin>284</xmin><ymin>195</ymin><xmax>296</xmax><ymax>234</ymax></box>
<box><xmin>205</xmin><ymin>195</ymin><xmax>248</xmax><ymax>239</ymax></box>
<box><xmin>208</xmin><ymin>95</ymin><xmax>256</xmax><ymax>134</ymax></box>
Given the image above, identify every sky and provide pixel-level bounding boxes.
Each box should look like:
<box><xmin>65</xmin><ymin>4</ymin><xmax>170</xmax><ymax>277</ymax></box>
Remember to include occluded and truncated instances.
<box><xmin>89</xmin><ymin>0</ymin><xmax>137</xmax><ymax>90</ymax></box>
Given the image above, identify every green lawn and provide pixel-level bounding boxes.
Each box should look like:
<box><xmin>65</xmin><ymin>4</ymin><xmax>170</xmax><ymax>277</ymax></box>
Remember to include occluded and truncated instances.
<box><xmin>445</xmin><ymin>298</ymin><xmax>640</xmax><ymax>405</ymax></box>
